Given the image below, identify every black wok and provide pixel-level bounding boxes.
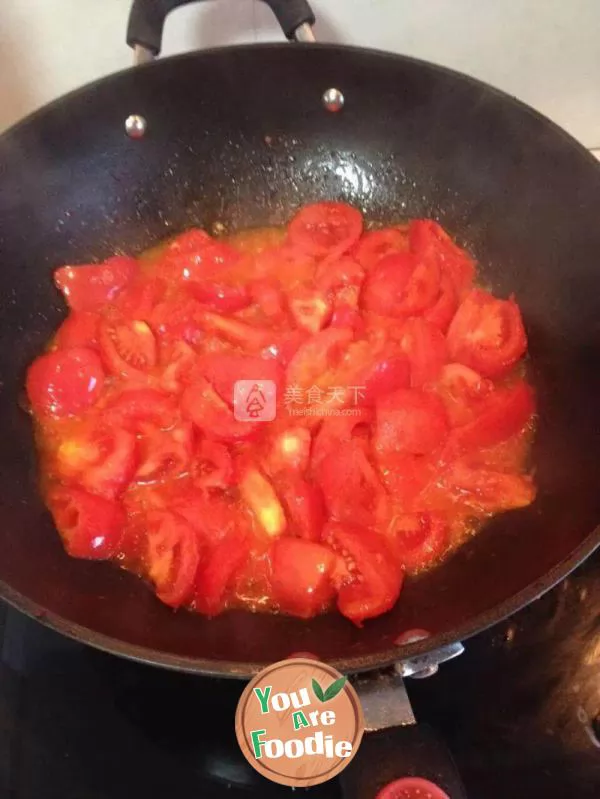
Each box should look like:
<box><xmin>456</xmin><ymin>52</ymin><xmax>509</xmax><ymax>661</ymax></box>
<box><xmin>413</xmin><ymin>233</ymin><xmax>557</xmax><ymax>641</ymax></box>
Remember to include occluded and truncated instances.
<box><xmin>1</xmin><ymin>0</ymin><xmax>600</xmax><ymax>679</ymax></box>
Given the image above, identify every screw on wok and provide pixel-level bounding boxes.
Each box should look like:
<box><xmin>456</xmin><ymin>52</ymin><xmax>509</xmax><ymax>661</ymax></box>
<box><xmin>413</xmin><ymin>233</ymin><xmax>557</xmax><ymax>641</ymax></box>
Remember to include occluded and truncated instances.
<box><xmin>125</xmin><ymin>114</ymin><xmax>148</xmax><ymax>139</ymax></box>
<box><xmin>322</xmin><ymin>88</ymin><xmax>345</xmax><ymax>113</ymax></box>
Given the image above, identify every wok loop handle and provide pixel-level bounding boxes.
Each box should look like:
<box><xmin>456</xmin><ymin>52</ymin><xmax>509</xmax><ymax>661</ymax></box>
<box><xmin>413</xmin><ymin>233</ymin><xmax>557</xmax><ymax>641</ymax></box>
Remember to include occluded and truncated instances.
<box><xmin>127</xmin><ymin>0</ymin><xmax>316</xmax><ymax>62</ymax></box>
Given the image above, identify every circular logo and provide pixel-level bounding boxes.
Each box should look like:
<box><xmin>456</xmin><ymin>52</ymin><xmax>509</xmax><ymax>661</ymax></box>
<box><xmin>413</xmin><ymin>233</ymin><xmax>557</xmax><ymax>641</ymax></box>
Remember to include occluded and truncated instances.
<box><xmin>235</xmin><ymin>658</ymin><xmax>364</xmax><ymax>787</ymax></box>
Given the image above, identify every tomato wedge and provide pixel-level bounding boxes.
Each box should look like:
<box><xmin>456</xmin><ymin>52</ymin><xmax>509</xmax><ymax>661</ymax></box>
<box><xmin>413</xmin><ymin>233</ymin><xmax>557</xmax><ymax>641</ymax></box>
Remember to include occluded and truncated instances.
<box><xmin>362</xmin><ymin>251</ymin><xmax>440</xmax><ymax>317</ymax></box>
<box><xmin>102</xmin><ymin>388</ymin><xmax>177</xmax><ymax>432</ymax></box>
<box><xmin>26</xmin><ymin>347</ymin><xmax>105</xmax><ymax>418</ymax></box>
<box><xmin>374</xmin><ymin>389</ymin><xmax>449</xmax><ymax>456</ymax></box>
<box><xmin>398</xmin><ymin>317</ymin><xmax>447</xmax><ymax>388</ymax></box>
<box><xmin>266</xmin><ymin>427</ymin><xmax>312</xmax><ymax>474</ymax></box>
<box><xmin>185</xmin><ymin>280</ymin><xmax>250</xmax><ymax>312</ymax></box>
<box><xmin>353</xmin><ymin>227</ymin><xmax>409</xmax><ymax>271</ymax></box>
<box><xmin>194</xmin><ymin>440</ymin><xmax>234</xmax><ymax>491</ymax></box>
<box><xmin>443</xmin><ymin>461</ymin><xmax>536</xmax><ymax>512</ymax></box>
<box><xmin>324</xmin><ymin>522</ymin><xmax>403</xmax><ymax>625</ymax></box>
<box><xmin>181</xmin><ymin>378</ymin><xmax>259</xmax><ymax>441</ymax></box>
<box><xmin>286</xmin><ymin>327</ymin><xmax>353</xmax><ymax>387</ymax></box>
<box><xmin>198</xmin><ymin>353</ymin><xmax>282</xmax><ymax>407</ymax></box>
<box><xmin>447</xmin><ymin>288</ymin><xmax>527</xmax><ymax>378</ymax></box>
<box><xmin>134</xmin><ymin>422</ymin><xmax>194</xmax><ymax>483</ymax></box>
<box><xmin>423</xmin><ymin>274</ymin><xmax>458</xmax><ymax>332</ymax></box>
<box><xmin>145</xmin><ymin>511</ymin><xmax>201</xmax><ymax>607</ymax></box>
<box><xmin>195</xmin><ymin>528</ymin><xmax>249</xmax><ymax>615</ymax></box>
<box><xmin>54</xmin><ymin>312</ymin><xmax>101</xmax><ymax>351</ymax></box>
<box><xmin>271</xmin><ymin>538</ymin><xmax>336</xmax><ymax>618</ymax></box>
<box><xmin>47</xmin><ymin>486</ymin><xmax>125</xmax><ymax>559</ymax></box>
<box><xmin>409</xmin><ymin>219</ymin><xmax>475</xmax><ymax>296</ymax></box>
<box><xmin>99</xmin><ymin>317</ymin><xmax>157</xmax><ymax>380</ymax></box>
<box><xmin>288</xmin><ymin>202</ymin><xmax>363</xmax><ymax>260</ymax></box>
<box><xmin>433</xmin><ymin>363</ymin><xmax>494</xmax><ymax>427</ymax></box>
<box><xmin>157</xmin><ymin>229</ymin><xmax>240</xmax><ymax>282</ymax></box>
<box><xmin>149</xmin><ymin>297</ymin><xmax>206</xmax><ymax>345</ymax></box>
<box><xmin>278</xmin><ymin>475</ymin><xmax>326</xmax><ymax>541</ymax></box>
<box><xmin>238</xmin><ymin>466</ymin><xmax>286</xmax><ymax>537</ymax></box>
<box><xmin>390</xmin><ymin>513</ymin><xmax>450</xmax><ymax>574</ymax></box>
<box><xmin>54</xmin><ymin>256</ymin><xmax>138</xmax><ymax>312</ymax></box>
<box><xmin>115</xmin><ymin>276</ymin><xmax>166</xmax><ymax>321</ymax></box>
<box><xmin>288</xmin><ymin>288</ymin><xmax>331</xmax><ymax>333</ymax></box>
<box><xmin>56</xmin><ymin>427</ymin><xmax>136</xmax><ymax>499</ymax></box>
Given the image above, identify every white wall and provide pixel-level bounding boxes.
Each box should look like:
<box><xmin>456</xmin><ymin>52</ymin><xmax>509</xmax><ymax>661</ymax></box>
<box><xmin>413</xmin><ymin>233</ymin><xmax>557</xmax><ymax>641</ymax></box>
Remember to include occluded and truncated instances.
<box><xmin>0</xmin><ymin>0</ymin><xmax>598</xmax><ymax>145</ymax></box>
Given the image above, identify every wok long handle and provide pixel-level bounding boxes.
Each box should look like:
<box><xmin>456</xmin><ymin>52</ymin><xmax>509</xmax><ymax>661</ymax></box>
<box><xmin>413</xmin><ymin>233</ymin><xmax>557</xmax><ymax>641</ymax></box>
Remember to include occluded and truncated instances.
<box><xmin>127</xmin><ymin>0</ymin><xmax>316</xmax><ymax>58</ymax></box>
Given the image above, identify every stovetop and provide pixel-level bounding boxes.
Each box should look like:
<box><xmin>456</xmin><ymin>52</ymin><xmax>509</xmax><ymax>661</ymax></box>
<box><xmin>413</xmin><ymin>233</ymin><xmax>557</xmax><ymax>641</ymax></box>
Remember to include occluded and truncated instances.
<box><xmin>1</xmin><ymin>551</ymin><xmax>600</xmax><ymax>799</ymax></box>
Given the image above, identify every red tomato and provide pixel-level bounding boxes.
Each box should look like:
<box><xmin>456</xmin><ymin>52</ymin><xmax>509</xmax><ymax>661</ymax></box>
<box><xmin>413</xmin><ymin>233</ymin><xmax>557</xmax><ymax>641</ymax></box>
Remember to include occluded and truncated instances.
<box><xmin>423</xmin><ymin>274</ymin><xmax>458</xmax><ymax>332</ymax></box>
<box><xmin>115</xmin><ymin>277</ymin><xmax>166</xmax><ymax>320</ymax></box>
<box><xmin>378</xmin><ymin>452</ymin><xmax>437</xmax><ymax>508</ymax></box>
<box><xmin>56</xmin><ymin>428</ymin><xmax>136</xmax><ymax>499</ymax></box>
<box><xmin>399</xmin><ymin>317</ymin><xmax>447</xmax><ymax>388</ymax></box>
<box><xmin>181</xmin><ymin>378</ymin><xmax>258</xmax><ymax>441</ymax></box>
<box><xmin>252</xmin><ymin>244</ymin><xmax>316</xmax><ymax>285</ymax></box>
<box><xmin>27</xmin><ymin>347</ymin><xmax>105</xmax><ymax>418</ymax></box>
<box><xmin>288</xmin><ymin>202</ymin><xmax>363</xmax><ymax>260</ymax></box>
<box><xmin>198</xmin><ymin>353</ymin><xmax>282</xmax><ymax>407</ymax></box>
<box><xmin>185</xmin><ymin>280</ymin><xmax>250</xmax><ymax>312</ymax></box>
<box><xmin>47</xmin><ymin>486</ymin><xmax>125</xmax><ymax>559</ymax></box>
<box><xmin>261</xmin><ymin>329</ymin><xmax>308</xmax><ymax>368</ymax></box>
<box><xmin>433</xmin><ymin>363</ymin><xmax>494</xmax><ymax>427</ymax></box>
<box><xmin>159</xmin><ymin>341</ymin><xmax>200</xmax><ymax>394</ymax></box>
<box><xmin>286</xmin><ymin>327</ymin><xmax>353</xmax><ymax>386</ymax></box>
<box><xmin>288</xmin><ymin>288</ymin><xmax>331</xmax><ymax>333</ymax></box>
<box><xmin>375</xmin><ymin>777</ymin><xmax>450</xmax><ymax>799</ymax></box>
<box><xmin>443</xmin><ymin>461</ymin><xmax>536</xmax><ymax>512</ymax></box>
<box><xmin>324</xmin><ymin>522</ymin><xmax>403</xmax><ymax>625</ymax></box>
<box><xmin>446</xmin><ymin>288</ymin><xmax>527</xmax><ymax>378</ymax></box>
<box><xmin>315</xmin><ymin>256</ymin><xmax>365</xmax><ymax>293</ymax></box>
<box><xmin>311</xmin><ymin>413</ymin><xmax>371</xmax><ymax>468</ymax></box>
<box><xmin>194</xmin><ymin>440</ymin><xmax>234</xmax><ymax>491</ymax></box>
<box><xmin>267</xmin><ymin>427</ymin><xmax>312</xmax><ymax>474</ymax></box>
<box><xmin>391</xmin><ymin>513</ymin><xmax>450</xmax><ymax>573</ymax></box>
<box><xmin>374</xmin><ymin>389</ymin><xmax>449</xmax><ymax>456</ymax></box>
<box><xmin>238</xmin><ymin>466</ymin><xmax>286</xmax><ymax>537</ymax></box>
<box><xmin>317</xmin><ymin>440</ymin><xmax>388</xmax><ymax>527</ymax></box>
<box><xmin>157</xmin><ymin>229</ymin><xmax>240</xmax><ymax>282</ymax></box>
<box><xmin>194</xmin><ymin>309</ymin><xmax>271</xmax><ymax>350</ymax></box>
<box><xmin>356</xmin><ymin>354</ymin><xmax>411</xmax><ymax>405</ymax></box>
<box><xmin>195</xmin><ymin>529</ymin><xmax>249</xmax><ymax>615</ymax></box>
<box><xmin>278</xmin><ymin>475</ymin><xmax>326</xmax><ymax>541</ymax></box>
<box><xmin>54</xmin><ymin>312</ymin><xmax>101</xmax><ymax>351</ymax></box>
<box><xmin>362</xmin><ymin>251</ymin><xmax>439</xmax><ymax>317</ymax></box>
<box><xmin>102</xmin><ymin>388</ymin><xmax>177</xmax><ymax>432</ymax></box>
<box><xmin>134</xmin><ymin>422</ymin><xmax>194</xmax><ymax>483</ymax></box>
<box><xmin>409</xmin><ymin>220</ymin><xmax>475</xmax><ymax>296</ymax></box>
<box><xmin>249</xmin><ymin>278</ymin><xmax>286</xmax><ymax>319</ymax></box>
<box><xmin>173</xmin><ymin>490</ymin><xmax>240</xmax><ymax>545</ymax></box>
<box><xmin>149</xmin><ymin>297</ymin><xmax>206</xmax><ymax>345</ymax></box>
<box><xmin>353</xmin><ymin>227</ymin><xmax>409</xmax><ymax>271</ymax></box>
<box><xmin>54</xmin><ymin>256</ymin><xmax>138</xmax><ymax>312</ymax></box>
<box><xmin>329</xmin><ymin>304</ymin><xmax>365</xmax><ymax>333</ymax></box>
<box><xmin>145</xmin><ymin>511</ymin><xmax>201</xmax><ymax>607</ymax></box>
<box><xmin>99</xmin><ymin>318</ymin><xmax>157</xmax><ymax>380</ymax></box>
<box><xmin>271</xmin><ymin>538</ymin><xmax>336</xmax><ymax>618</ymax></box>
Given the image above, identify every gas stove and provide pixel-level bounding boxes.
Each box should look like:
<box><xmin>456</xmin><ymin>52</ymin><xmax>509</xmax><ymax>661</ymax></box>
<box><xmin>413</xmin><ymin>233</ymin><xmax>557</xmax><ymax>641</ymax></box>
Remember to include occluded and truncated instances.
<box><xmin>1</xmin><ymin>545</ymin><xmax>600</xmax><ymax>799</ymax></box>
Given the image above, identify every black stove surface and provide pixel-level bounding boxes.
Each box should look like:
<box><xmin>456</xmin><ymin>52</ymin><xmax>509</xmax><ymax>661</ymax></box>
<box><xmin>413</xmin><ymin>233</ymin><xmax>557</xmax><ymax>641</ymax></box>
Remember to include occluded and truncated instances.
<box><xmin>1</xmin><ymin>552</ymin><xmax>600</xmax><ymax>799</ymax></box>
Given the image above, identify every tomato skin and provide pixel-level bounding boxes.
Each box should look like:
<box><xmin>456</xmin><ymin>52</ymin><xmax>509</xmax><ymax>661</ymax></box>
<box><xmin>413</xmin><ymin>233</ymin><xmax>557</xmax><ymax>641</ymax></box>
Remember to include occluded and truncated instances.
<box><xmin>271</xmin><ymin>538</ymin><xmax>336</xmax><ymax>618</ymax></box>
<box><xmin>399</xmin><ymin>317</ymin><xmax>448</xmax><ymax>388</ymax></box>
<box><xmin>288</xmin><ymin>202</ymin><xmax>363</xmax><ymax>260</ymax></box>
<box><xmin>315</xmin><ymin>256</ymin><xmax>365</xmax><ymax>293</ymax></box>
<box><xmin>357</xmin><ymin>354</ymin><xmax>411</xmax><ymax>405</ymax></box>
<box><xmin>145</xmin><ymin>511</ymin><xmax>201</xmax><ymax>608</ymax></box>
<box><xmin>173</xmin><ymin>490</ymin><xmax>240</xmax><ymax>545</ymax></box>
<box><xmin>185</xmin><ymin>280</ymin><xmax>250</xmax><ymax>312</ymax></box>
<box><xmin>324</xmin><ymin>522</ymin><xmax>403</xmax><ymax>625</ymax></box>
<box><xmin>286</xmin><ymin>326</ymin><xmax>353</xmax><ymax>387</ymax></box>
<box><xmin>102</xmin><ymin>388</ymin><xmax>177</xmax><ymax>432</ymax></box>
<box><xmin>195</xmin><ymin>529</ymin><xmax>249</xmax><ymax>615</ymax></box>
<box><xmin>447</xmin><ymin>288</ymin><xmax>527</xmax><ymax>378</ymax></box>
<box><xmin>194</xmin><ymin>309</ymin><xmax>271</xmax><ymax>350</ymax></box>
<box><xmin>409</xmin><ymin>219</ymin><xmax>475</xmax><ymax>296</ymax></box>
<box><xmin>115</xmin><ymin>277</ymin><xmax>165</xmax><ymax>321</ymax></box>
<box><xmin>157</xmin><ymin>229</ymin><xmax>240</xmax><ymax>282</ymax></box>
<box><xmin>54</xmin><ymin>256</ymin><xmax>138</xmax><ymax>312</ymax></box>
<box><xmin>443</xmin><ymin>461</ymin><xmax>536</xmax><ymax>512</ymax></box>
<box><xmin>390</xmin><ymin>513</ymin><xmax>450</xmax><ymax>574</ymax></box>
<box><xmin>99</xmin><ymin>318</ymin><xmax>157</xmax><ymax>380</ymax></box>
<box><xmin>47</xmin><ymin>486</ymin><xmax>125</xmax><ymax>559</ymax></box>
<box><xmin>423</xmin><ymin>274</ymin><xmax>458</xmax><ymax>332</ymax></box>
<box><xmin>54</xmin><ymin>312</ymin><xmax>101</xmax><ymax>351</ymax></box>
<box><xmin>354</xmin><ymin>227</ymin><xmax>409</xmax><ymax>271</ymax></box>
<box><xmin>278</xmin><ymin>475</ymin><xmax>326</xmax><ymax>541</ymax></box>
<box><xmin>149</xmin><ymin>297</ymin><xmax>206</xmax><ymax>345</ymax></box>
<box><xmin>361</xmin><ymin>250</ymin><xmax>440</xmax><ymax>317</ymax></box>
<box><xmin>27</xmin><ymin>347</ymin><xmax>105</xmax><ymax>418</ymax></box>
<box><xmin>374</xmin><ymin>389</ymin><xmax>449</xmax><ymax>456</ymax></box>
<box><xmin>56</xmin><ymin>428</ymin><xmax>137</xmax><ymax>499</ymax></box>
<box><xmin>181</xmin><ymin>379</ymin><xmax>259</xmax><ymax>441</ymax></box>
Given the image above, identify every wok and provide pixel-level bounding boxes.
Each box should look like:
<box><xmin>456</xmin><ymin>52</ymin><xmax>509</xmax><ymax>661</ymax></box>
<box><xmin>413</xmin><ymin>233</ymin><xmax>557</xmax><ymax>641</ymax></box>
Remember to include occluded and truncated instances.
<box><xmin>0</xmin><ymin>0</ymin><xmax>600</xmax><ymax>679</ymax></box>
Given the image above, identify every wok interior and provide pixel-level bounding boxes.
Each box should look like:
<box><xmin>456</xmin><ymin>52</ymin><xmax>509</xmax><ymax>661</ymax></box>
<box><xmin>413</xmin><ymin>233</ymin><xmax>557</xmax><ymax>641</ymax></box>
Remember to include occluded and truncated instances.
<box><xmin>1</xmin><ymin>45</ymin><xmax>600</xmax><ymax>674</ymax></box>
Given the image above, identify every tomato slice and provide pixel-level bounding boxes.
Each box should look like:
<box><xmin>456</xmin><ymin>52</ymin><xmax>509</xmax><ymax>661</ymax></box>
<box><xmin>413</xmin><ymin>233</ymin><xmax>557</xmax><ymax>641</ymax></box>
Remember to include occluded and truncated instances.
<box><xmin>266</xmin><ymin>427</ymin><xmax>312</xmax><ymax>474</ymax></box>
<box><xmin>288</xmin><ymin>288</ymin><xmax>331</xmax><ymax>333</ymax></box>
<box><xmin>102</xmin><ymin>388</ymin><xmax>177</xmax><ymax>432</ymax></box>
<box><xmin>157</xmin><ymin>229</ymin><xmax>240</xmax><ymax>282</ymax></box>
<box><xmin>353</xmin><ymin>227</ymin><xmax>409</xmax><ymax>271</ymax></box>
<box><xmin>311</xmin><ymin>413</ymin><xmax>371</xmax><ymax>468</ymax></box>
<box><xmin>56</xmin><ymin>427</ymin><xmax>136</xmax><ymax>499</ymax></box>
<box><xmin>271</xmin><ymin>538</ymin><xmax>336</xmax><ymax>618</ymax></box>
<box><xmin>195</xmin><ymin>528</ymin><xmax>249</xmax><ymax>615</ymax></box>
<box><xmin>409</xmin><ymin>220</ymin><xmax>475</xmax><ymax>296</ymax></box>
<box><xmin>288</xmin><ymin>202</ymin><xmax>363</xmax><ymax>260</ymax></box>
<box><xmin>47</xmin><ymin>486</ymin><xmax>125</xmax><ymax>559</ymax></box>
<box><xmin>329</xmin><ymin>303</ymin><xmax>365</xmax><ymax>333</ymax></box>
<box><xmin>115</xmin><ymin>276</ymin><xmax>166</xmax><ymax>321</ymax></box>
<box><xmin>172</xmin><ymin>489</ymin><xmax>240</xmax><ymax>545</ymax></box>
<box><xmin>99</xmin><ymin>317</ymin><xmax>157</xmax><ymax>380</ymax></box>
<box><xmin>446</xmin><ymin>288</ymin><xmax>527</xmax><ymax>378</ymax></box>
<box><xmin>390</xmin><ymin>513</ymin><xmax>450</xmax><ymax>574</ymax></box>
<box><xmin>375</xmin><ymin>777</ymin><xmax>450</xmax><ymax>799</ymax></box>
<box><xmin>54</xmin><ymin>312</ymin><xmax>101</xmax><ymax>351</ymax></box>
<box><xmin>194</xmin><ymin>309</ymin><xmax>271</xmax><ymax>350</ymax></box>
<box><xmin>423</xmin><ymin>274</ymin><xmax>458</xmax><ymax>332</ymax></box>
<box><xmin>374</xmin><ymin>389</ymin><xmax>449</xmax><ymax>456</ymax></box>
<box><xmin>443</xmin><ymin>461</ymin><xmax>536</xmax><ymax>512</ymax></box>
<box><xmin>145</xmin><ymin>511</ymin><xmax>201</xmax><ymax>607</ymax></box>
<box><xmin>249</xmin><ymin>278</ymin><xmax>286</xmax><ymax>319</ymax></box>
<box><xmin>134</xmin><ymin>422</ymin><xmax>194</xmax><ymax>483</ymax></box>
<box><xmin>315</xmin><ymin>256</ymin><xmax>365</xmax><ymax>293</ymax></box>
<box><xmin>433</xmin><ymin>363</ymin><xmax>494</xmax><ymax>427</ymax></box>
<box><xmin>238</xmin><ymin>466</ymin><xmax>286</xmax><ymax>537</ymax></box>
<box><xmin>378</xmin><ymin>452</ymin><xmax>437</xmax><ymax>508</ymax></box>
<box><xmin>198</xmin><ymin>353</ymin><xmax>283</xmax><ymax>407</ymax></box>
<box><xmin>181</xmin><ymin>378</ymin><xmax>259</xmax><ymax>441</ymax></box>
<box><xmin>54</xmin><ymin>256</ymin><xmax>138</xmax><ymax>312</ymax></box>
<box><xmin>278</xmin><ymin>475</ymin><xmax>326</xmax><ymax>541</ymax></box>
<box><xmin>194</xmin><ymin>440</ymin><xmax>234</xmax><ymax>491</ymax></box>
<box><xmin>185</xmin><ymin>280</ymin><xmax>250</xmax><ymax>312</ymax></box>
<box><xmin>355</xmin><ymin>353</ymin><xmax>411</xmax><ymax>405</ymax></box>
<box><xmin>149</xmin><ymin>297</ymin><xmax>206</xmax><ymax>345</ymax></box>
<box><xmin>398</xmin><ymin>317</ymin><xmax>447</xmax><ymax>388</ymax></box>
<box><xmin>159</xmin><ymin>341</ymin><xmax>200</xmax><ymax>394</ymax></box>
<box><xmin>26</xmin><ymin>347</ymin><xmax>105</xmax><ymax>418</ymax></box>
<box><xmin>324</xmin><ymin>522</ymin><xmax>403</xmax><ymax>625</ymax></box>
<box><xmin>286</xmin><ymin>327</ymin><xmax>353</xmax><ymax>387</ymax></box>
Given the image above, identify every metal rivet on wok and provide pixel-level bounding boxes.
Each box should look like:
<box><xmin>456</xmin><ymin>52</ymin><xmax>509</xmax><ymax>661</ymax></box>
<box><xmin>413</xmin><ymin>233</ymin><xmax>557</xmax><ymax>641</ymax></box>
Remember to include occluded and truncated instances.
<box><xmin>322</xmin><ymin>88</ymin><xmax>345</xmax><ymax>113</ymax></box>
<box><xmin>125</xmin><ymin>115</ymin><xmax>147</xmax><ymax>139</ymax></box>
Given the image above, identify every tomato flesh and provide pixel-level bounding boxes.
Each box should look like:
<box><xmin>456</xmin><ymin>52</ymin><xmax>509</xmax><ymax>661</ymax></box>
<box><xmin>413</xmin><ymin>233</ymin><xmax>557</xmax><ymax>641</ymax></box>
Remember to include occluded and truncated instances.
<box><xmin>54</xmin><ymin>256</ymin><xmax>137</xmax><ymax>312</ymax></box>
<box><xmin>271</xmin><ymin>538</ymin><xmax>336</xmax><ymax>617</ymax></box>
<box><xmin>47</xmin><ymin>487</ymin><xmax>125</xmax><ymax>559</ymax></box>
<box><xmin>288</xmin><ymin>202</ymin><xmax>363</xmax><ymax>260</ymax></box>
<box><xmin>27</xmin><ymin>347</ymin><xmax>105</xmax><ymax>418</ymax></box>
